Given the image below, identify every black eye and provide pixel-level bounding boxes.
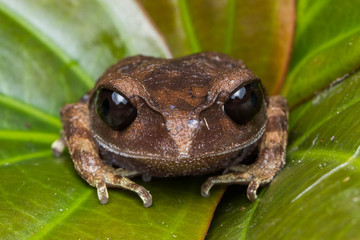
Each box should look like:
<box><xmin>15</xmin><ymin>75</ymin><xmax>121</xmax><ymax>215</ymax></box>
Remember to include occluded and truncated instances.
<box><xmin>95</xmin><ymin>88</ymin><xmax>137</xmax><ymax>130</ymax></box>
<box><xmin>223</xmin><ymin>82</ymin><xmax>264</xmax><ymax>125</ymax></box>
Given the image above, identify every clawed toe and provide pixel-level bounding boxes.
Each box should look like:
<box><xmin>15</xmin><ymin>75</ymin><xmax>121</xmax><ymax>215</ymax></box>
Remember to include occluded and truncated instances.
<box><xmin>201</xmin><ymin>172</ymin><xmax>263</xmax><ymax>201</ymax></box>
<box><xmin>246</xmin><ymin>180</ymin><xmax>260</xmax><ymax>201</ymax></box>
<box><xmin>96</xmin><ymin>181</ymin><xmax>109</xmax><ymax>204</ymax></box>
<box><xmin>201</xmin><ymin>172</ymin><xmax>273</xmax><ymax>202</ymax></box>
<box><xmin>200</xmin><ymin>177</ymin><xmax>215</xmax><ymax>197</ymax></box>
<box><xmin>102</xmin><ymin>173</ymin><xmax>153</xmax><ymax>207</ymax></box>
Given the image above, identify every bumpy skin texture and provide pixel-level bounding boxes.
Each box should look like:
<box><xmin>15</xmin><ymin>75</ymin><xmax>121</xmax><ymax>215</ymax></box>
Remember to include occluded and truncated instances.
<box><xmin>53</xmin><ymin>52</ymin><xmax>288</xmax><ymax>207</ymax></box>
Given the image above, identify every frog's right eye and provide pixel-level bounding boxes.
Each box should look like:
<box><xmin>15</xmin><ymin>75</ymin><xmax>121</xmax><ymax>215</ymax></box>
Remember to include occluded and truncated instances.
<box><xmin>95</xmin><ymin>88</ymin><xmax>137</xmax><ymax>130</ymax></box>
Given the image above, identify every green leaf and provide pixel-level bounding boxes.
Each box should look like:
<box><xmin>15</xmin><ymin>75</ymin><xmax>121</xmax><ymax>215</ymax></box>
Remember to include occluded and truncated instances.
<box><xmin>0</xmin><ymin>0</ymin><xmax>221</xmax><ymax>239</ymax></box>
<box><xmin>206</xmin><ymin>68</ymin><xmax>360</xmax><ymax>240</ymax></box>
<box><xmin>2</xmin><ymin>0</ymin><xmax>360</xmax><ymax>239</ymax></box>
<box><xmin>205</xmin><ymin>1</ymin><xmax>360</xmax><ymax>239</ymax></box>
<box><xmin>139</xmin><ymin>0</ymin><xmax>295</xmax><ymax>94</ymax></box>
<box><xmin>282</xmin><ymin>0</ymin><xmax>360</xmax><ymax>107</ymax></box>
<box><xmin>0</xmin><ymin>155</ymin><xmax>222</xmax><ymax>239</ymax></box>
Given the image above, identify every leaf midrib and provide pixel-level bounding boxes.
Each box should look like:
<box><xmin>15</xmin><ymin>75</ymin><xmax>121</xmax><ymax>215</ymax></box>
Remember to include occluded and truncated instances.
<box><xmin>33</xmin><ymin>190</ymin><xmax>93</xmax><ymax>239</ymax></box>
<box><xmin>238</xmin><ymin>198</ymin><xmax>260</xmax><ymax>240</ymax></box>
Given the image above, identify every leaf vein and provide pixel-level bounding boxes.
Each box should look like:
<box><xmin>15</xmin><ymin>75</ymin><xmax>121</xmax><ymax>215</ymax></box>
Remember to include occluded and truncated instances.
<box><xmin>284</xmin><ymin>25</ymin><xmax>360</xmax><ymax>95</ymax></box>
<box><xmin>289</xmin><ymin>96</ymin><xmax>360</xmax><ymax>151</ymax></box>
<box><xmin>178</xmin><ymin>0</ymin><xmax>201</xmax><ymax>52</ymax></box>
<box><xmin>223</xmin><ymin>0</ymin><xmax>235</xmax><ymax>54</ymax></box>
<box><xmin>0</xmin><ymin>150</ymin><xmax>52</xmax><ymax>167</ymax></box>
<box><xmin>34</xmin><ymin>190</ymin><xmax>92</xmax><ymax>239</ymax></box>
<box><xmin>238</xmin><ymin>198</ymin><xmax>261</xmax><ymax>240</ymax></box>
<box><xmin>0</xmin><ymin>130</ymin><xmax>59</xmax><ymax>143</ymax></box>
<box><xmin>290</xmin><ymin>145</ymin><xmax>360</xmax><ymax>202</ymax></box>
<box><xmin>0</xmin><ymin>3</ymin><xmax>94</xmax><ymax>88</ymax></box>
<box><xmin>0</xmin><ymin>94</ymin><xmax>61</xmax><ymax>129</ymax></box>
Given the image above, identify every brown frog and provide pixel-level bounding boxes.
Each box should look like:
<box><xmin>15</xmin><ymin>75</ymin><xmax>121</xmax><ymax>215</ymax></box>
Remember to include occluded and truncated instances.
<box><xmin>52</xmin><ymin>52</ymin><xmax>288</xmax><ymax>207</ymax></box>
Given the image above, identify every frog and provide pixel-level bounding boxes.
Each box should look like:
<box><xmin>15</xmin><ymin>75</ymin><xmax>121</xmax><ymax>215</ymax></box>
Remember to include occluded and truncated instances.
<box><xmin>52</xmin><ymin>52</ymin><xmax>288</xmax><ymax>207</ymax></box>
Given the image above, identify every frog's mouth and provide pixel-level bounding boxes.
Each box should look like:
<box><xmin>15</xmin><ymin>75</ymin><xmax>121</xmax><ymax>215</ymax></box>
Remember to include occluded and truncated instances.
<box><xmin>93</xmin><ymin>119</ymin><xmax>266</xmax><ymax>161</ymax></box>
<box><xmin>92</xmin><ymin>120</ymin><xmax>266</xmax><ymax>177</ymax></box>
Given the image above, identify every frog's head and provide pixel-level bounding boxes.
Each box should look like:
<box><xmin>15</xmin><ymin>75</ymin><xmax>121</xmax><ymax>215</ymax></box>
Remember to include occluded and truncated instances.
<box><xmin>89</xmin><ymin>52</ymin><xmax>268</xmax><ymax>176</ymax></box>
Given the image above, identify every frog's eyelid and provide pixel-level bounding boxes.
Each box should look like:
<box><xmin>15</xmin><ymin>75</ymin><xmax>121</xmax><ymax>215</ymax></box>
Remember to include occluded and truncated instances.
<box><xmin>224</xmin><ymin>78</ymin><xmax>262</xmax><ymax>102</ymax></box>
<box><xmin>194</xmin><ymin>77</ymin><xmax>260</xmax><ymax>115</ymax></box>
<box><xmin>92</xmin><ymin>77</ymin><xmax>151</xmax><ymax>105</ymax></box>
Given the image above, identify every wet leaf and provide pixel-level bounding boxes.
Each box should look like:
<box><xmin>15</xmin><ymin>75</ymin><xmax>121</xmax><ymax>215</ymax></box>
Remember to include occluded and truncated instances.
<box><xmin>282</xmin><ymin>0</ymin><xmax>360</xmax><ymax>107</ymax></box>
<box><xmin>205</xmin><ymin>1</ymin><xmax>360</xmax><ymax>237</ymax></box>
<box><xmin>2</xmin><ymin>0</ymin><xmax>360</xmax><ymax>239</ymax></box>
<box><xmin>139</xmin><ymin>0</ymin><xmax>295</xmax><ymax>94</ymax></box>
<box><xmin>0</xmin><ymin>0</ymin><xmax>221</xmax><ymax>239</ymax></box>
<box><xmin>206</xmin><ymin>68</ymin><xmax>360</xmax><ymax>240</ymax></box>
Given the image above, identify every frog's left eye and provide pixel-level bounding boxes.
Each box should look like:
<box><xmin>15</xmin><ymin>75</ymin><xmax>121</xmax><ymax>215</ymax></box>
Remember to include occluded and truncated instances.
<box><xmin>95</xmin><ymin>88</ymin><xmax>137</xmax><ymax>130</ymax></box>
<box><xmin>223</xmin><ymin>82</ymin><xmax>264</xmax><ymax>125</ymax></box>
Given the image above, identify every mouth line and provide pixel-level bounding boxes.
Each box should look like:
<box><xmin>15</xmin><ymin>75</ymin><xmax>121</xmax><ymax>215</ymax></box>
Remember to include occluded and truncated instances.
<box><xmin>93</xmin><ymin>120</ymin><xmax>266</xmax><ymax>161</ymax></box>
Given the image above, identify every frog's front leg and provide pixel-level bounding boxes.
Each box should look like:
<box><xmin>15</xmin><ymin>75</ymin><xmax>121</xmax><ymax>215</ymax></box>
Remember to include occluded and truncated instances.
<box><xmin>201</xmin><ymin>96</ymin><xmax>288</xmax><ymax>201</ymax></box>
<box><xmin>58</xmin><ymin>102</ymin><xmax>152</xmax><ymax>207</ymax></box>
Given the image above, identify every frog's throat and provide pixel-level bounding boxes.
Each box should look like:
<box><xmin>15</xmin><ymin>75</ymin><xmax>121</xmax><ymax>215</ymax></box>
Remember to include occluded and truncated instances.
<box><xmin>93</xmin><ymin>118</ymin><xmax>267</xmax><ymax>161</ymax></box>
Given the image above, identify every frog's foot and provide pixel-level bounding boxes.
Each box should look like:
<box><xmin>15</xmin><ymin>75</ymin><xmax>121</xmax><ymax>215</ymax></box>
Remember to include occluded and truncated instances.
<box><xmin>202</xmin><ymin>96</ymin><xmax>289</xmax><ymax>201</ymax></box>
<box><xmin>60</xmin><ymin>102</ymin><xmax>152</xmax><ymax>207</ymax></box>
<box><xmin>96</xmin><ymin>171</ymin><xmax>152</xmax><ymax>207</ymax></box>
<box><xmin>201</xmin><ymin>166</ymin><xmax>272</xmax><ymax>201</ymax></box>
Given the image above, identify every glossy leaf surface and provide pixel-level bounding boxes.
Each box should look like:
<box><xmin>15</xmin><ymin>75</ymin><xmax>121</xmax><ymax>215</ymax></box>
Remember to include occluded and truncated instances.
<box><xmin>282</xmin><ymin>0</ymin><xmax>360</xmax><ymax>106</ymax></box>
<box><xmin>206</xmin><ymin>0</ymin><xmax>360</xmax><ymax>238</ymax></box>
<box><xmin>0</xmin><ymin>0</ymin><xmax>221</xmax><ymax>239</ymax></box>
<box><xmin>2</xmin><ymin>0</ymin><xmax>360</xmax><ymax>239</ymax></box>
<box><xmin>206</xmin><ymin>68</ymin><xmax>360</xmax><ymax>240</ymax></box>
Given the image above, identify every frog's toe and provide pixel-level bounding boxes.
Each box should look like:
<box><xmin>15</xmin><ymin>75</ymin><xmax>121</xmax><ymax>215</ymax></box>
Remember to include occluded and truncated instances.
<box><xmin>201</xmin><ymin>172</ymin><xmax>253</xmax><ymax>198</ymax></box>
<box><xmin>246</xmin><ymin>177</ymin><xmax>275</xmax><ymax>201</ymax></box>
<box><xmin>104</xmin><ymin>173</ymin><xmax>152</xmax><ymax>207</ymax></box>
<box><xmin>247</xmin><ymin>180</ymin><xmax>260</xmax><ymax>201</ymax></box>
<box><xmin>96</xmin><ymin>181</ymin><xmax>109</xmax><ymax>204</ymax></box>
<box><xmin>201</xmin><ymin>176</ymin><xmax>215</xmax><ymax>197</ymax></box>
